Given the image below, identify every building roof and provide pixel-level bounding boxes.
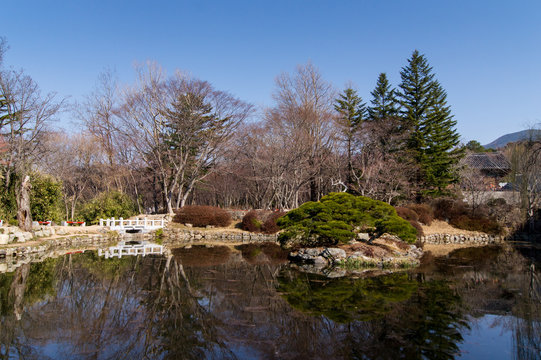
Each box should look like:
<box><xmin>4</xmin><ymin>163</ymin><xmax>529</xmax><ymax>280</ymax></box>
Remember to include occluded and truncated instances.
<box><xmin>464</xmin><ymin>152</ymin><xmax>511</xmax><ymax>171</ymax></box>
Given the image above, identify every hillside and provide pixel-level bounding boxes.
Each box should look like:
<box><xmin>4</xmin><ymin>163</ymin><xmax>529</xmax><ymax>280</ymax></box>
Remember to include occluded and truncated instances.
<box><xmin>484</xmin><ymin>129</ymin><xmax>541</xmax><ymax>149</ymax></box>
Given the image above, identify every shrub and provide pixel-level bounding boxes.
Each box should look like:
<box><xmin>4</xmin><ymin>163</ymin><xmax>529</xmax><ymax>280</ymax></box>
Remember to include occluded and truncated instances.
<box><xmin>241</xmin><ymin>210</ymin><xmax>285</xmax><ymax>234</ymax></box>
<box><xmin>406</xmin><ymin>204</ymin><xmax>434</xmax><ymax>225</ymax></box>
<box><xmin>30</xmin><ymin>173</ymin><xmax>63</xmax><ymax>222</ymax></box>
<box><xmin>375</xmin><ymin>217</ymin><xmax>418</xmax><ymax>244</ymax></box>
<box><xmin>277</xmin><ymin>193</ymin><xmax>417</xmax><ymax>248</ymax></box>
<box><xmin>432</xmin><ymin>198</ymin><xmax>468</xmax><ymax>222</ymax></box>
<box><xmin>79</xmin><ymin>191</ymin><xmax>136</xmax><ymax>225</ymax></box>
<box><xmin>262</xmin><ymin>211</ymin><xmax>286</xmax><ymax>234</ymax></box>
<box><xmin>407</xmin><ymin>219</ymin><xmax>424</xmax><ymax>237</ymax></box>
<box><xmin>241</xmin><ymin>210</ymin><xmax>262</xmax><ymax>232</ymax></box>
<box><xmin>450</xmin><ymin>215</ymin><xmax>503</xmax><ymax>235</ymax></box>
<box><xmin>396</xmin><ymin>207</ymin><xmax>418</xmax><ymax>222</ymax></box>
<box><xmin>173</xmin><ymin>205</ymin><xmax>231</xmax><ymax>227</ymax></box>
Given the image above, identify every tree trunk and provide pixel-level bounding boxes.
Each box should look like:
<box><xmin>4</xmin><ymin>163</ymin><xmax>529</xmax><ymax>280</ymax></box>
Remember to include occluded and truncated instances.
<box><xmin>17</xmin><ymin>175</ymin><xmax>33</xmax><ymax>231</ymax></box>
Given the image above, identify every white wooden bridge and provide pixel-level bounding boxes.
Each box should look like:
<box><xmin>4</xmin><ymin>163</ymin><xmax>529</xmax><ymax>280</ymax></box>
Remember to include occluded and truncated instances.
<box><xmin>99</xmin><ymin>217</ymin><xmax>165</xmax><ymax>233</ymax></box>
<box><xmin>98</xmin><ymin>240</ymin><xmax>164</xmax><ymax>259</ymax></box>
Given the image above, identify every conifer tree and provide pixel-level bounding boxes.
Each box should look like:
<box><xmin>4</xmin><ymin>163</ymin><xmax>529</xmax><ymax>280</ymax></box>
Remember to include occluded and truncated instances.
<box><xmin>368</xmin><ymin>73</ymin><xmax>398</xmax><ymax>121</ymax></box>
<box><xmin>334</xmin><ymin>88</ymin><xmax>366</xmax><ymax>186</ymax></box>
<box><xmin>397</xmin><ymin>50</ymin><xmax>462</xmax><ymax>196</ymax></box>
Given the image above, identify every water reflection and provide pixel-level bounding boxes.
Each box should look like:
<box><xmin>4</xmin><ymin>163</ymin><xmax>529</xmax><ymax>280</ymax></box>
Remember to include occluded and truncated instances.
<box><xmin>0</xmin><ymin>243</ymin><xmax>538</xmax><ymax>359</ymax></box>
<box><xmin>97</xmin><ymin>240</ymin><xmax>164</xmax><ymax>258</ymax></box>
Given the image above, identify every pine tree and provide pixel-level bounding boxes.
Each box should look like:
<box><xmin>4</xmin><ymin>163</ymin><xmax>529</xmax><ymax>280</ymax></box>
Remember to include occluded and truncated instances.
<box><xmin>422</xmin><ymin>81</ymin><xmax>462</xmax><ymax>193</ymax></box>
<box><xmin>397</xmin><ymin>50</ymin><xmax>462</xmax><ymax>196</ymax></box>
<box><xmin>334</xmin><ymin>88</ymin><xmax>367</xmax><ymax>186</ymax></box>
<box><xmin>368</xmin><ymin>73</ymin><xmax>398</xmax><ymax>121</ymax></box>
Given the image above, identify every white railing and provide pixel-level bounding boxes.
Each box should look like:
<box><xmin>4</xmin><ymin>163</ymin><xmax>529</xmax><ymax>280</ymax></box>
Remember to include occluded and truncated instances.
<box><xmin>99</xmin><ymin>217</ymin><xmax>165</xmax><ymax>232</ymax></box>
<box><xmin>98</xmin><ymin>241</ymin><xmax>164</xmax><ymax>258</ymax></box>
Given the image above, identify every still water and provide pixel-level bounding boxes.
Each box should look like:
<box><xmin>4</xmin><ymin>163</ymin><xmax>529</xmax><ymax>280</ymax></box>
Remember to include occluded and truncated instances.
<box><xmin>0</xmin><ymin>242</ymin><xmax>539</xmax><ymax>359</ymax></box>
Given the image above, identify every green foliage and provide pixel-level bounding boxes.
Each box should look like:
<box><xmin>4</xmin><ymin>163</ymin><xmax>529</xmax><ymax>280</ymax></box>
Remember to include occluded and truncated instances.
<box><xmin>397</xmin><ymin>50</ymin><xmax>463</xmax><ymax>195</ymax></box>
<box><xmin>464</xmin><ymin>140</ymin><xmax>490</xmax><ymax>153</ymax></box>
<box><xmin>0</xmin><ymin>257</ymin><xmax>59</xmax><ymax>316</ymax></box>
<box><xmin>277</xmin><ymin>270</ymin><xmax>418</xmax><ymax>323</ymax></box>
<box><xmin>0</xmin><ymin>271</ymin><xmax>15</xmax><ymax>316</ymax></box>
<box><xmin>334</xmin><ymin>88</ymin><xmax>367</xmax><ymax>185</ymax></box>
<box><xmin>79</xmin><ymin>191</ymin><xmax>136</xmax><ymax>225</ymax></box>
<box><xmin>0</xmin><ymin>173</ymin><xmax>18</xmax><ymax>222</ymax></box>
<box><xmin>368</xmin><ymin>72</ymin><xmax>399</xmax><ymax>120</ymax></box>
<box><xmin>375</xmin><ymin>217</ymin><xmax>418</xmax><ymax>243</ymax></box>
<box><xmin>334</xmin><ymin>88</ymin><xmax>367</xmax><ymax>131</ymax></box>
<box><xmin>76</xmin><ymin>251</ymin><xmax>137</xmax><ymax>280</ymax></box>
<box><xmin>155</xmin><ymin>228</ymin><xmax>164</xmax><ymax>245</ymax></box>
<box><xmin>277</xmin><ymin>192</ymin><xmax>418</xmax><ymax>247</ymax></box>
<box><xmin>24</xmin><ymin>257</ymin><xmax>58</xmax><ymax>305</ymax></box>
<box><xmin>30</xmin><ymin>172</ymin><xmax>63</xmax><ymax>222</ymax></box>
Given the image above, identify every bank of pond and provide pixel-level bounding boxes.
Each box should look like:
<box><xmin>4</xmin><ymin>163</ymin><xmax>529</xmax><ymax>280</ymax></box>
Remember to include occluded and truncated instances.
<box><xmin>0</xmin><ymin>241</ymin><xmax>539</xmax><ymax>359</ymax></box>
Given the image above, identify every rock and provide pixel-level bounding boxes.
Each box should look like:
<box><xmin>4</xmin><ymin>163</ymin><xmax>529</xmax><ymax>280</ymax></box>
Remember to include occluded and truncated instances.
<box><xmin>324</xmin><ymin>268</ymin><xmax>347</xmax><ymax>278</ymax></box>
<box><xmin>0</xmin><ymin>234</ymin><xmax>9</xmax><ymax>245</ymax></box>
<box><xmin>322</xmin><ymin>247</ymin><xmax>346</xmax><ymax>260</ymax></box>
<box><xmin>304</xmin><ymin>248</ymin><xmax>321</xmax><ymax>257</ymax></box>
<box><xmin>185</xmin><ymin>223</ymin><xmax>193</xmax><ymax>228</ymax></box>
<box><xmin>357</xmin><ymin>232</ymin><xmax>370</xmax><ymax>241</ymax></box>
<box><xmin>313</xmin><ymin>256</ymin><xmax>327</xmax><ymax>265</ymax></box>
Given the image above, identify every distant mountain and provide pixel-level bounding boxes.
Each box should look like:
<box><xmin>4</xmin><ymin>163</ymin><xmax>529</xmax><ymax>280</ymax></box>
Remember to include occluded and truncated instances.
<box><xmin>483</xmin><ymin>129</ymin><xmax>541</xmax><ymax>149</ymax></box>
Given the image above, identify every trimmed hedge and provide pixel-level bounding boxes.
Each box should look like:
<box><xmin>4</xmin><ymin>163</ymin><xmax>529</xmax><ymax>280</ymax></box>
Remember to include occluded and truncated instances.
<box><xmin>277</xmin><ymin>193</ymin><xmax>417</xmax><ymax>248</ymax></box>
<box><xmin>173</xmin><ymin>205</ymin><xmax>232</xmax><ymax>227</ymax></box>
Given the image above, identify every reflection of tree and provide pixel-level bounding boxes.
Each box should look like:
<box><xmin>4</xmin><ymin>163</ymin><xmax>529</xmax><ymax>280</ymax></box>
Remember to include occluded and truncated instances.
<box><xmin>424</xmin><ymin>245</ymin><xmax>541</xmax><ymax>360</ymax></box>
<box><xmin>277</xmin><ymin>271</ymin><xmax>418</xmax><ymax>322</ymax></box>
<box><xmin>277</xmin><ymin>270</ymin><xmax>467</xmax><ymax>359</ymax></box>
<box><xmin>0</xmin><ymin>244</ymin><xmax>538</xmax><ymax>359</ymax></box>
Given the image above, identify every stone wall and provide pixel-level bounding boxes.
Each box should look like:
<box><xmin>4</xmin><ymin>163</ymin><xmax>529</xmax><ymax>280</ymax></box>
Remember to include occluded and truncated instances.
<box><xmin>420</xmin><ymin>233</ymin><xmax>505</xmax><ymax>245</ymax></box>
<box><xmin>163</xmin><ymin>228</ymin><xmax>278</xmax><ymax>246</ymax></box>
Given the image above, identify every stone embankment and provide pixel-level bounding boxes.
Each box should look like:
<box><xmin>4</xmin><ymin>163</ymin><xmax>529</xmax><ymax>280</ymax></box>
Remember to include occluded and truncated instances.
<box><xmin>0</xmin><ymin>234</ymin><xmax>122</xmax><ymax>273</ymax></box>
<box><xmin>420</xmin><ymin>233</ymin><xmax>505</xmax><ymax>245</ymax></box>
<box><xmin>163</xmin><ymin>228</ymin><xmax>278</xmax><ymax>245</ymax></box>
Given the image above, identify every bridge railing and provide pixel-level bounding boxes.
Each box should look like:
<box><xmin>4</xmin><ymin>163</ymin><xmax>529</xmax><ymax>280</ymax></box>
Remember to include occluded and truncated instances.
<box><xmin>99</xmin><ymin>217</ymin><xmax>165</xmax><ymax>230</ymax></box>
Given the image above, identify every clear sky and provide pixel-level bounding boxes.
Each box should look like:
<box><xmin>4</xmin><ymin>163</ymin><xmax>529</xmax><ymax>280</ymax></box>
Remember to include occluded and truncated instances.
<box><xmin>2</xmin><ymin>0</ymin><xmax>540</xmax><ymax>144</ymax></box>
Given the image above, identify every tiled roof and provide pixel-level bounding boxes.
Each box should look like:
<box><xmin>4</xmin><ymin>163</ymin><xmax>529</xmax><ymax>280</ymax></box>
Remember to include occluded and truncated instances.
<box><xmin>464</xmin><ymin>152</ymin><xmax>510</xmax><ymax>170</ymax></box>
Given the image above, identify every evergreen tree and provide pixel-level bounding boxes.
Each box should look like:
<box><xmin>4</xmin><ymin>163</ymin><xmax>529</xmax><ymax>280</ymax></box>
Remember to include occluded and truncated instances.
<box><xmin>397</xmin><ymin>50</ymin><xmax>462</xmax><ymax>196</ymax></box>
<box><xmin>334</xmin><ymin>88</ymin><xmax>367</xmax><ymax>186</ymax></box>
<box><xmin>422</xmin><ymin>81</ymin><xmax>462</xmax><ymax>193</ymax></box>
<box><xmin>368</xmin><ymin>73</ymin><xmax>398</xmax><ymax>121</ymax></box>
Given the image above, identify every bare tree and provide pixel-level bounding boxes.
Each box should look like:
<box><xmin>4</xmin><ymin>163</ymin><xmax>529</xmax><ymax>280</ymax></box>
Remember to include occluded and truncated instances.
<box><xmin>118</xmin><ymin>63</ymin><xmax>252</xmax><ymax>213</ymax></box>
<box><xmin>39</xmin><ymin>131</ymin><xmax>106</xmax><ymax>220</ymax></box>
<box><xmin>459</xmin><ymin>160</ymin><xmax>490</xmax><ymax>216</ymax></box>
<box><xmin>505</xmin><ymin>130</ymin><xmax>541</xmax><ymax>231</ymax></box>
<box><xmin>0</xmin><ymin>68</ymin><xmax>63</xmax><ymax>230</ymax></box>
<box><xmin>269</xmin><ymin>62</ymin><xmax>336</xmax><ymax>203</ymax></box>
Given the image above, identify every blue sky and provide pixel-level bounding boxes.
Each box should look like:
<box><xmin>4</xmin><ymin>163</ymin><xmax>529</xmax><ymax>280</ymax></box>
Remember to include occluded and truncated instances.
<box><xmin>2</xmin><ymin>0</ymin><xmax>540</xmax><ymax>144</ymax></box>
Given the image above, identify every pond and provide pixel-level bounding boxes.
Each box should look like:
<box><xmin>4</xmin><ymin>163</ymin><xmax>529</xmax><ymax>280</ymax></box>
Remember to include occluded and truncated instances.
<box><xmin>0</xmin><ymin>242</ymin><xmax>539</xmax><ymax>359</ymax></box>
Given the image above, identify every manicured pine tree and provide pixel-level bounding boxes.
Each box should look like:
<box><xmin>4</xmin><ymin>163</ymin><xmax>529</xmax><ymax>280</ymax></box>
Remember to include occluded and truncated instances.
<box><xmin>397</xmin><ymin>50</ymin><xmax>462</xmax><ymax>196</ymax></box>
<box><xmin>368</xmin><ymin>73</ymin><xmax>398</xmax><ymax>121</ymax></box>
<box><xmin>334</xmin><ymin>88</ymin><xmax>367</xmax><ymax>186</ymax></box>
